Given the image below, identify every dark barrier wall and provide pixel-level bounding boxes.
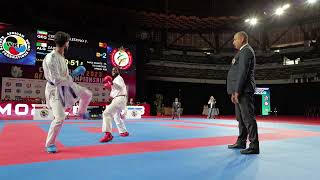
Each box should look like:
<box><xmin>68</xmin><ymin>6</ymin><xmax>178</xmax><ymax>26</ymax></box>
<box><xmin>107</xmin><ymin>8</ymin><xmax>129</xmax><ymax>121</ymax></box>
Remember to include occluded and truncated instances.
<box><xmin>146</xmin><ymin>80</ymin><xmax>320</xmax><ymax>116</ymax></box>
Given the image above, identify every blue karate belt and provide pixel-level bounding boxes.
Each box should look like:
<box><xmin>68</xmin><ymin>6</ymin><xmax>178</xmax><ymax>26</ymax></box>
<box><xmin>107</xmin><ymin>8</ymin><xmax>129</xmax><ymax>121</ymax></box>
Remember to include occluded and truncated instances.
<box><xmin>48</xmin><ymin>81</ymin><xmax>77</xmax><ymax>107</ymax></box>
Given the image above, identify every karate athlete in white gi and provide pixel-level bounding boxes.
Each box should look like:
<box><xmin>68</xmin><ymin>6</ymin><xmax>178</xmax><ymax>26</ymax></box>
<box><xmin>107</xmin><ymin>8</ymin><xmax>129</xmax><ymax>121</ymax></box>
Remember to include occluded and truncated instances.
<box><xmin>43</xmin><ymin>31</ymin><xmax>92</xmax><ymax>153</ymax></box>
<box><xmin>100</xmin><ymin>67</ymin><xmax>129</xmax><ymax>143</ymax></box>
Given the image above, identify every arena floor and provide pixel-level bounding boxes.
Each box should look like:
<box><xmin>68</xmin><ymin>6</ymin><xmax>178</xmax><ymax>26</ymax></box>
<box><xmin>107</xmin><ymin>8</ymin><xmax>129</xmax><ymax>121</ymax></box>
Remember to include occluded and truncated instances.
<box><xmin>1</xmin><ymin>117</ymin><xmax>320</xmax><ymax>180</ymax></box>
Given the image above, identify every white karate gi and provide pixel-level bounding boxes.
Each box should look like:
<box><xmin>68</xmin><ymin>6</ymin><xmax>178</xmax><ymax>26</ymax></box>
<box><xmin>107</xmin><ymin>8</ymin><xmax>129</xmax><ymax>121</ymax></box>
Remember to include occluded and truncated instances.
<box><xmin>102</xmin><ymin>75</ymin><xmax>128</xmax><ymax>133</ymax></box>
<box><xmin>43</xmin><ymin>50</ymin><xmax>92</xmax><ymax>147</ymax></box>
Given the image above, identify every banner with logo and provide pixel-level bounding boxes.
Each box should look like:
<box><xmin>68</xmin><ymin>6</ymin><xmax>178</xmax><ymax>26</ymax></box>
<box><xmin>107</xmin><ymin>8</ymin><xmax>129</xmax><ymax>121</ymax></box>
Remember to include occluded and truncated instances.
<box><xmin>0</xmin><ymin>24</ymin><xmax>136</xmax><ymax>99</ymax></box>
<box><xmin>0</xmin><ymin>25</ymin><xmax>36</xmax><ymax>65</ymax></box>
<box><xmin>1</xmin><ymin>77</ymin><xmax>45</xmax><ymax>100</ymax></box>
<box><xmin>1</xmin><ymin>77</ymin><xmax>126</xmax><ymax>102</ymax></box>
<box><xmin>0</xmin><ymin>102</ymin><xmax>148</xmax><ymax>120</ymax></box>
<box><xmin>255</xmin><ymin>87</ymin><xmax>271</xmax><ymax>116</ymax></box>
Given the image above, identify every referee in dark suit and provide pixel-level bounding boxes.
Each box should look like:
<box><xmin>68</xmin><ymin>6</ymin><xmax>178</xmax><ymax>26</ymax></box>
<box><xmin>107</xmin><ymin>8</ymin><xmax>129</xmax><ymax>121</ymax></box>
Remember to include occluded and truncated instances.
<box><xmin>227</xmin><ymin>31</ymin><xmax>259</xmax><ymax>154</ymax></box>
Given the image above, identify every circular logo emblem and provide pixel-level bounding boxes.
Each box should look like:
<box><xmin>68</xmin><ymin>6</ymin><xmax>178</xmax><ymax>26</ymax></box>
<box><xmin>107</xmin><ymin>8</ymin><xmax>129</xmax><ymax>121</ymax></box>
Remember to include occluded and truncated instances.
<box><xmin>0</xmin><ymin>32</ymin><xmax>31</xmax><ymax>59</ymax></box>
<box><xmin>110</xmin><ymin>46</ymin><xmax>133</xmax><ymax>70</ymax></box>
<box><xmin>232</xmin><ymin>58</ymin><xmax>236</xmax><ymax>64</ymax></box>
<box><xmin>264</xmin><ymin>102</ymin><xmax>269</xmax><ymax>106</ymax></box>
<box><xmin>40</xmin><ymin>109</ymin><xmax>49</xmax><ymax>118</ymax></box>
<box><xmin>131</xmin><ymin>110</ymin><xmax>137</xmax><ymax>117</ymax></box>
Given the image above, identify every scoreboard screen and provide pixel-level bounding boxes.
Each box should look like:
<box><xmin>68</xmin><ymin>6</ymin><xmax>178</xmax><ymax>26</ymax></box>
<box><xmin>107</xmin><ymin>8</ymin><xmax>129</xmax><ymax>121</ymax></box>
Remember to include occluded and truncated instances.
<box><xmin>0</xmin><ymin>24</ymin><xmax>137</xmax><ymax>100</ymax></box>
<box><xmin>0</xmin><ymin>25</ymin><xmax>136</xmax><ymax>74</ymax></box>
<box><xmin>35</xmin><ymin>29</ymin><xmax>136</xmax><ymax>74</ymax></box>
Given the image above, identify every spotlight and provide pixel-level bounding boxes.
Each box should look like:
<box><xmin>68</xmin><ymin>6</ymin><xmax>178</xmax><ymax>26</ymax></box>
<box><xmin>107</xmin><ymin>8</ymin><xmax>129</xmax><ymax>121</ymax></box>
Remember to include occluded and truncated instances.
<box><xmin>275</xmin><ymin>4</ymin><xmax>290</xmax><ymax>16</ymax></box>
<box><xmin>245</xmin><ymin>17</ymin><xmax>258</xmax><ymax>26</ymax></box>
<box><xmin>250</xmin><ymin>18</ymin><xmax>258</xmax><ymax>25</ymax></box>
<box><xmin>275</xmin><ymin>7</ymin><xmax>284</xmax><ymax>15</ymax></box>
<box><xmin>283</xmin><ymin>4</ymin><xmax>290</xmax><ymax>9</ymax></box>
<box><xmin>307</xmin><ymin>0</ymin><xmax>318</xmax><ymax>4</ymax></box>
